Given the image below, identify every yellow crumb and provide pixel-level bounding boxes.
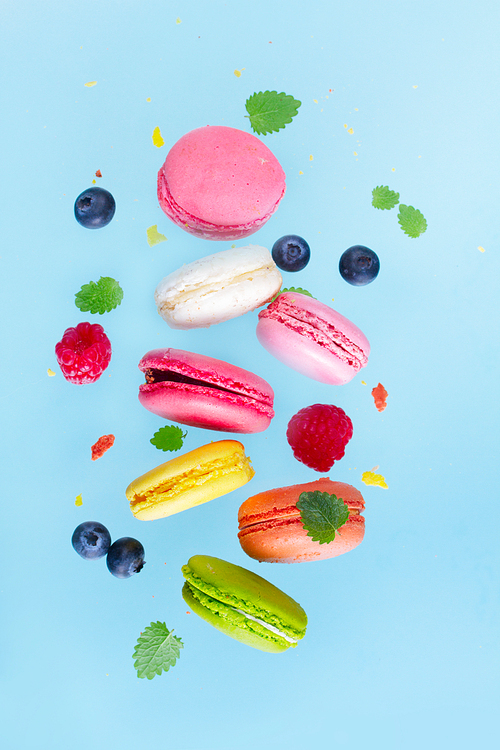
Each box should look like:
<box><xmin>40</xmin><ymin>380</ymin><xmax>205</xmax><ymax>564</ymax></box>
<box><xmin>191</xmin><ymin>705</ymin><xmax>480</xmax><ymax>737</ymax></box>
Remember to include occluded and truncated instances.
<box><xmin>146</xmin><ymin>97</ymin><xmax>151</xmax><ymax>102</ymax></box>
<box><xmin>84</xmin><ymin>81</ymin><xmax>97</xmax><ymax>87</ymax></box>
<box><xmin>309</xmin><ymin>155</ymin><xmax>313</xmax><ymax>161</ymax></box>
<box><xmin>478</xmin><ymin>246</ymin><xmax>485</xmax><ymax>253</ymax></box>
<box><xmin>75</xmin><ymin>494</ymin><xmax>83</xmax><ymax>506</ymax></box>
<box><xmin>299</xmin><ymin>171</ymin><xmax>303</xmax><ymax>175</ymax></box>
<box><xmin>413</xmin><ymin>85</ymin><xmax>418</xmax><ymax>89</ymax></box>
<box><xmin>313</xmin><ymin>99</ymin><xmax>318</xmax><ymax>103</ymax></box>
<box><xmin>347</xmin><ymin>127</ymin><xmax>354</xmax><ymax>134</ymax></box>
<box><xmin>176</xmin><ymin>17</ymin><xmax>181</xmax><ymax>24</ymax></box>
<box><xmin>361</xmin><ymin>380</ymin><xmax>367</xmax><ymax>385</ymax></box>
<box><xmin>47</xmin><ymin>368</ymin><xmax>55</xmax><ymax>377</ymax></box>
<box><xmin>391</xmin><ymin>167</ymin><xmax>395</xmax><ymax>172</ymax></box>
<box><xmin>146</xmin><ymin>225</ymin><xmax>167</xmax><ymax>246</ymax></box>
<box><xmin>353</xmin><ymin>151</ymin><xmax>358</xmax><ymax>156</ymax></box>
<box><xmin>362</xmin><ymin>470</ymin><xmax>388</xmax><ymax>489</ymax></box>
<box><xmin>234</xmin><ymin>68</ymin><xmax>245</xmax><ymax>77</ymax></box>
<box><xmin>152</xmin><ymin>126</ymin><xmax>164</xmax><ymax>147</ymax></box>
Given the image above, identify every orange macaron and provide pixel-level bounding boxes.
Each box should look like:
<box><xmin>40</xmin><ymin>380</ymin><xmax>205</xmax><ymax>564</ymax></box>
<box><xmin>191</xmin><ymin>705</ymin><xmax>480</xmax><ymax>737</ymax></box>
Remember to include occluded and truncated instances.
<box><xmin>237</xmin><ymin>478</ymin><xmax>365</xmax><ymax>563</ymax></box>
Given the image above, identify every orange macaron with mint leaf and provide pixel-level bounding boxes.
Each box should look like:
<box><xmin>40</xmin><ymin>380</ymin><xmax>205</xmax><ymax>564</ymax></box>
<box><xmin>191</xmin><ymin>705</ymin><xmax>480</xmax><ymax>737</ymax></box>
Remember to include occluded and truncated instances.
<box><xmin>237</xmin><ymin>478</ymin><xmax>365</xmax><ymax>563</ymax></box>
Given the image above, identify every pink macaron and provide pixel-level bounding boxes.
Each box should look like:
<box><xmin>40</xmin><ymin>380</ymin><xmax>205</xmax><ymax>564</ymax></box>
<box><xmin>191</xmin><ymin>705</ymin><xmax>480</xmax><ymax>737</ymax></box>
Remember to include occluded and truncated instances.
<box><xmin>256</xmin><ymin>292</ymin><xmax>370</xmax><ymax>384</ymax></box>
<box><xmin>157</xmin><ymin>125</ymin><xmax>286</xmax><ymax>240</ymax></box>
<box><xmin>138</xmin><ymin>348</ymin><xmax>275</xmax><ymax>433</ymax></box>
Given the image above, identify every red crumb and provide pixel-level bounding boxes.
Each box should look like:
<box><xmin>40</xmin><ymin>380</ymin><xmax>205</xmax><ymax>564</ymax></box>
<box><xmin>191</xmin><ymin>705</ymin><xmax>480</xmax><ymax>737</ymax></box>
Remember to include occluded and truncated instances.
<box><xmin>95</xmin><ymin>169</ymin><xmax>102</xmax><ymax>177</ymax></box>
<box><xmin>372</xmin><ymin>383</ymin><xmax>388</xmax><ymax>412</ymax></box>
<box><xmin>91</xmin><ymin>434</ymin><xmax>115</xmax><ymax>460</ymax></box>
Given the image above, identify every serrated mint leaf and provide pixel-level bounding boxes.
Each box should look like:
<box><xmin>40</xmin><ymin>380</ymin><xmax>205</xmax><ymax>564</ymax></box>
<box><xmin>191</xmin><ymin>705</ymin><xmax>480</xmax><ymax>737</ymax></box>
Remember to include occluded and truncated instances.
<box><xmin>133</xmin><ymin>621</ymin><xmax>183</xmax><ymax>680</ymax></box>
<box><xmin>150</xmin><ymin>425</ymin><xmax>187</xmax><ymax>452</ymax></box>
<box><xmin>245</xmin><ymin>90</ymin><xmax>301</xmax><ymax>135</ymax></box>
<box><xmin>75</xmin><ymin>277</ymin><xmax>123</xmax><ymax>314</ymax></box>
<box><xmin>397</xmin><ymin>204</ymin><xmax>427</xmax><ymax>238</ymax></box>
<box><xmin>296</xmin><ymin>491</ymin><xmax>350</xmax><ymax>545</ymax></box>
<box><xmin>271</xmin><ymin>287</ymin><xmax>315</xmax><ymax>302</ymax></box>
<box><xmin>371</xmin><ymin>185</ymin><xmax>400</xmax><ymax>210</ymax></box>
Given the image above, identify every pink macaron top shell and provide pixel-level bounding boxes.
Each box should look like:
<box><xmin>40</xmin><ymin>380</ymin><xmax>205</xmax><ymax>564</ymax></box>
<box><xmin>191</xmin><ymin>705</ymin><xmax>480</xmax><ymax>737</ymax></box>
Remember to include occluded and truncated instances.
<box><xmin>138</xmin><ymin>348</ymin><xmax>275</xmax><ymax>433</ymax></box>
<box><xmin>157</xmin><ymin>126</ymin><xmax>286</xmax><ymax>240</ymax></box>
<box><xmin>256</xmin><ymin>292</ymin><xmax>370</xmax><ymax>385</ymax></box>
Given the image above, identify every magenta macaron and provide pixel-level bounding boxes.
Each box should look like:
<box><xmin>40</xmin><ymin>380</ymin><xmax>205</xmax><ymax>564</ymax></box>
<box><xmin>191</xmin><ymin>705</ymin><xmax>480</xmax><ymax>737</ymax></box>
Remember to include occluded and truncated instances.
<box><xmin>138</xmin><ymin>348</ymin><xmax>275</xmax><ymax>433</ymax></box>
<box><xmin>256</xmin><ymin>292</ymin><xmax>370</xmax><ymax>384</ymax></box>
<box><xmin>157</xmin><ymin>125</ymin><xmax>286</xmax><ymax>241</ymax></box>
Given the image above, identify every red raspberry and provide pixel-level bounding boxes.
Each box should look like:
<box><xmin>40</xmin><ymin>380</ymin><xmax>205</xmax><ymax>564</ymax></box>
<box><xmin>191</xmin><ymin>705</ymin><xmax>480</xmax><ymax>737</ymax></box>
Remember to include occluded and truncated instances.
<box><xmin>286</xmin><ymin>403</ymin><xmax>353</xmax><ymax>472</ymax></box>
<box><xmin>55</xmin><ymin>322</ymin><xmax>112</xmax><ymax>384</ymax></box>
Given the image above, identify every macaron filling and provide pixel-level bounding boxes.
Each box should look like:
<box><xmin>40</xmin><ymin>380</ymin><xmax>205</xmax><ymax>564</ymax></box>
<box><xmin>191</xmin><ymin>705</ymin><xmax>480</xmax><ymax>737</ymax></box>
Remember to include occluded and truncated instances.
<box><xmin>139</xmin><ymin>366</ymin><xmax>275</xmax><ymax>416</ymax></box>
<box><xmin>182</xmin><ymin>567</ymin><xmax>303</xmax><ymax>646</ymax></box>
<box><xmin>258</xmin><ymin>296</ymin><xmax>368</xmax><ymax>370</ymax></box>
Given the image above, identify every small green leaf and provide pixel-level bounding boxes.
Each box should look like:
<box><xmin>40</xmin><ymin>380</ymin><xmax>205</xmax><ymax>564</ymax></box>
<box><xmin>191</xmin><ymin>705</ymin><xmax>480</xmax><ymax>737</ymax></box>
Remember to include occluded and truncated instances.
<box><xmin>296</xmin><ymin>491</ymin><xmax>350</xmax><ymax>544</ymax></box>
<box><xmin>245</xmin><ymin>90</ymin><xmax>301</xmax><ymax>135</ymax></box>
<box><xmin>397</xmin><ymin>204</ymin><xmax>427</xmax><ymax>238</ymax></box>
<box><xmin>371</xmin><ymin>185</ymin><xmax>400</xmax><ymax>210</ymax></box>
<box><xmin>133</xmin><ymin>622</ymin><xmax>183</xmax><ymax>680</ymax></box>
<box><xmin>150</xmin><ymin>425</ymin><xmax>187</xmax><ymax>452</ymax></box>
<box><xmin>75</xmin><ymin>277</ymin><xmax>123</xmax><ymax>314</ymax></box>
<box><xmin>270</xmin><ymin>286</ymin><xmax>315</xmax><ymax>302</ymax></box>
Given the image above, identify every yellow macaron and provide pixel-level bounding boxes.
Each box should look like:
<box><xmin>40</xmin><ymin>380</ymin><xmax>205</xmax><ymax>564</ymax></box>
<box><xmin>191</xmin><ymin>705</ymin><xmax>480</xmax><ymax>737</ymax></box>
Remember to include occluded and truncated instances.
<box><xmin>126</xmin><ymin>440</ymin><xmax>255</xmax><ymax>521</ymax></box>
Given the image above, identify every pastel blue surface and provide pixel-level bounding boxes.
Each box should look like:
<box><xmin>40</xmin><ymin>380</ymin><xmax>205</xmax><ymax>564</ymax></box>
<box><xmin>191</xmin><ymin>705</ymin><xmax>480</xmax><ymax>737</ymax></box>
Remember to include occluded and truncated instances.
<box><xmin>1</xmin><ymin>1</ymin><xmax>499</xmax><ymax>749</ymax></box>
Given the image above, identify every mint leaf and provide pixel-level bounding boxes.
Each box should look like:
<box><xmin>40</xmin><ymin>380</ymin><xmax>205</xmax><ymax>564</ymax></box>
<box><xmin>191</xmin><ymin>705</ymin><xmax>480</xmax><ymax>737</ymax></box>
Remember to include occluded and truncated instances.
<box><xmin>150</xmin><ymin>425</ymin><xmax>187</xmax><ymax>452</ymax></box>
<box><xmin>245</xmin><ymin>90</ymin><xmax>301</xmax><ymax>135</ymax></box>
<box><xmin>271</xmin><ymin>286</ymin><xmax>315</xmax><ymax>302</ymax></box>
<box><xmin>75</xmin><ymin>277</ymin><xmax>123</xmax><ymax>314</ymax></box>
<box><xmin>397</xmin><ymin>204</ymin><xmax>427</xmax><ymax>238</ymax></box>
<box><xmin>371</xmin><ymin>185</ymin><xmax>400</xmax><ymax>210</ymax></box>
<box><xmin>296</xmin><ymin>491</ymin><xmax>350</xmax><ymax>544</ymax></box>
<box><xmin>133</xmin><ymin>622</ymin><xmax>183</xmax><ymax>679</ymax></box>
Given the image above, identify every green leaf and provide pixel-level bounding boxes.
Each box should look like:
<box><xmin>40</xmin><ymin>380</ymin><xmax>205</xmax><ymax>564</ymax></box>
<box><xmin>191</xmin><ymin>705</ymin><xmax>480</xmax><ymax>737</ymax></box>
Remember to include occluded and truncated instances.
<box><xmin>371</xmin><ymin>185</ymin><xmax>400</xmax><ymax>210</ymax></box>
<box><xmin>75</xmin><ymin>277</ymin><xmax>123</xmax><ymax>314</ymax></box>
<box><xmin>296</xmin><ymin>491</ymin><xmax>350</xmax><ymax>545</ymax></box>
<box><xmin>397</xmin><ymin>204</ymin><xmax>427</xmax><ymax>238</ymax></box>
<box><xmin>270</xmin><ymin>286</ymin><xmax>314</xmax><ymax>302</ymax></box>
<box><xmin>133</xmin><ymin>621</ymin><xmax>183</xmax><ymax>680</ymax></box>
<box><xmin>245</xmin><ymin>90</ymin><xmax>301</xmax><ymax>135</ymax></box>
<box><xmin>150</xmin><ymin>425</ymin><xmax>187</xmax><ymax>452</ymax></box>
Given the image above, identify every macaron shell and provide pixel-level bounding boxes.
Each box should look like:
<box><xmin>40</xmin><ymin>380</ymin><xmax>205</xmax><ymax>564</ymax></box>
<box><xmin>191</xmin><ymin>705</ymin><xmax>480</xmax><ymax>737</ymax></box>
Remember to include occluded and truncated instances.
<box><xmin>154</xmin><ymin>245</ymin><xmax>282</xmax><ymax>329</ymax></box>
<box><xmin>238</xmin><ymin>478</ymin><xmax>365</xmax><ymax>563</ymax></box>
<box><xmin>126</xmin><ymin>440</ymin><xmax>254</xmax><ymax>521</ymax></box>
<box><xmin>181</xmin><ymin>582</ymin><xmax>290</xmax><ymax>653</ymax></box>
<box><xmin>256</xmin><ymin>292</ymin><xmax>370</xmax><ymax>384</ymax></box>
<box><xmin>157</xmin><ymin>126</ymin><xmax>286</xmax><ymax>240</ymax></box>
<box><xmin>183</xmin><ymin>555</ymin><xmax>307</xmax><ymax>635</ymax></box>
<box><xmin>138</xmin><ymin>348</ymin><xmax>274</xmax><ymax>433</ymax></box>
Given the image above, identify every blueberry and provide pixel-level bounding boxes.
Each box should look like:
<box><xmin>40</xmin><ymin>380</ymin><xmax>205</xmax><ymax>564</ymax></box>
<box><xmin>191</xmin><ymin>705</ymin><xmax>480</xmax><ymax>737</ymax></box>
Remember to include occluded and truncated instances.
<box><xmin>106</xmin><ymin>537</ymin><xmax>145</xmax><ymax>579</ymax></box>
<box><xmin>72</xmin><ymin>521</ymin><xmax>111</xmax><ymax>560</ymax></box>
<box><xmin>339</xmin><ymin>245</ymin><xmax>380</xmax><ymax>286</ymax></box>
<box><xmin>74</xmin><ymin>187</ymin><xmax>116</xmax><ymax>229</ymax></box>
<box><xmin>271</xmin><ymin>235</ymin><xmax>311</xmax><ymax>272</ymax></box>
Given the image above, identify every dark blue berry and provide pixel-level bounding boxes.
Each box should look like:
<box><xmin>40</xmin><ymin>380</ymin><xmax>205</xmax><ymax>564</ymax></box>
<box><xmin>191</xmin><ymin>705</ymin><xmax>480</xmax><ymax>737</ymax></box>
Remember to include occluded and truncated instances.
<box><xmin>72</xmin><ymin>521</ymin><xmax>111</xmax><ymax>560</ymax></box>
<box><xmin>339</xmin><ymin>245</ymin><xmax>380</xmax><ymax>286</ymax></box>
<box><xmin>106</xmin><ymin>537</ymin><xmax>145</xmax><ymax>579</ymax></box>
<box><xmin>271</xmin><ymin>235</ymin><xmax>311</xmax><ymax>272</ymax></box>
<box><xmin>74</xmin><ymin>187</ymin><xmax>116</xmax><ymax>229</ymax></box>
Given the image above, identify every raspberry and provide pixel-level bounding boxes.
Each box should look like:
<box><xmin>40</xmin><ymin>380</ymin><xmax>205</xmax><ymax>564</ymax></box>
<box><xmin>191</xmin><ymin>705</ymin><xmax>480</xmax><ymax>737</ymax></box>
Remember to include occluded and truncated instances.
<box><xmin>55</xmin><ymin>322</ymin><xmax>112</xmax><ymax>384</ymax></box>
<box><xmin>286</xmin><ymin>403</ymin><xmax>353</xmax><ymax>472</ymax></box>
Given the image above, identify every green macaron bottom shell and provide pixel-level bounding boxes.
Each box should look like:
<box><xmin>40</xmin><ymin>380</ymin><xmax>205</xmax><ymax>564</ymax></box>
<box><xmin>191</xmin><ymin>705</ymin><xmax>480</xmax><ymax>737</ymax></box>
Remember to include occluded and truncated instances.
<box><xmin>181</xmin><ymin>555</ymin><xmax>307</xmax><ymax>653</ymax></box>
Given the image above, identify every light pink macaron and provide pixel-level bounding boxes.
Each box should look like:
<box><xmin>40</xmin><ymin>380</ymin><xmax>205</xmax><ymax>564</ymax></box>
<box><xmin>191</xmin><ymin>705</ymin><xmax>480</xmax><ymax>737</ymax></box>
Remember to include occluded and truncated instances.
<box><xmin>138</xmin><ymin>348</ymin><xmax>275</xmax><ymax>433</ymax></box>
<box><xmin>157</xmin><ymin>125</ymin><xmax>286</xmax><ymax>240</ymax></box>
<box><xmin>256</xmin><ymin>292</ymin><xmax>370</xmax><ymax>384</ymax></box>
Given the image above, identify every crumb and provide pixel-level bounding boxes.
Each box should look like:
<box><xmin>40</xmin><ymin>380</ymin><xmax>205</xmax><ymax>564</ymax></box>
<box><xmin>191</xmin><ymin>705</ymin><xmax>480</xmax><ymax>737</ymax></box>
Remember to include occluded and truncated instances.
<box><xmin>47</xmin><ymin>368</ymin><xmax>55</xmax><ymax>377</ymax></box>
<box><xmin>152</xmin><ymin>126</ymin><xmax>164</xmax><ymax>147</ymax></box>
<box><xmin>147</xmin><ymin>225</ymin><xmax>167</xmax><ymax>246</ymax></box>
<box><xmin>478</xmin><ymin>246</ymin><xmax>485</xmax><ymax>253</ymax></box>
<box><xmin>95</xmin><ymin>169</ymin><xmax>102</xmax><ymax>178</ymax></box>
<box><xmin>84</xmin><ymin>81</ymin><xmax>97</xmax><ymax>87</ymax></box>
<box><xmin>362</xmin><ymin>469</ymin><xmax>388</xmax><ymax>489</ymax></box>
<box><xmin>75</xmin><ymin>494</ymin><xmax>83</xmax><ymax>506</ymax></box>
<box><xmin>91</xmin><ymin>434</ymin><xmax>115</xmax><ymax>461</ymax></box>
<box><xmin>372</xmin><ymin>383</ymin><xmax>388</xmax><ymax>412</ymax></box>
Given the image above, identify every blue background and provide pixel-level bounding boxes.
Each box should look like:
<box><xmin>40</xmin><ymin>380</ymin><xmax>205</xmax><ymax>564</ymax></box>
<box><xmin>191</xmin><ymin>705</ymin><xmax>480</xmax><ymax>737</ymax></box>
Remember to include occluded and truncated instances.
<box><xmin>1</xmin><ymin>1</ymin><xmax>499</xmax><ymax>748</ymax></box>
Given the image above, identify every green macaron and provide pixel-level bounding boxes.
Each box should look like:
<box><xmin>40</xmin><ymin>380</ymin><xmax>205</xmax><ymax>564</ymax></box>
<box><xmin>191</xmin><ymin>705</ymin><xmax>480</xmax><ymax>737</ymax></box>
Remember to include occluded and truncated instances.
<box><xmin>181</xmin><ymin>555</ymin><xmax>307</xmax><ymax>652</ymax></box>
